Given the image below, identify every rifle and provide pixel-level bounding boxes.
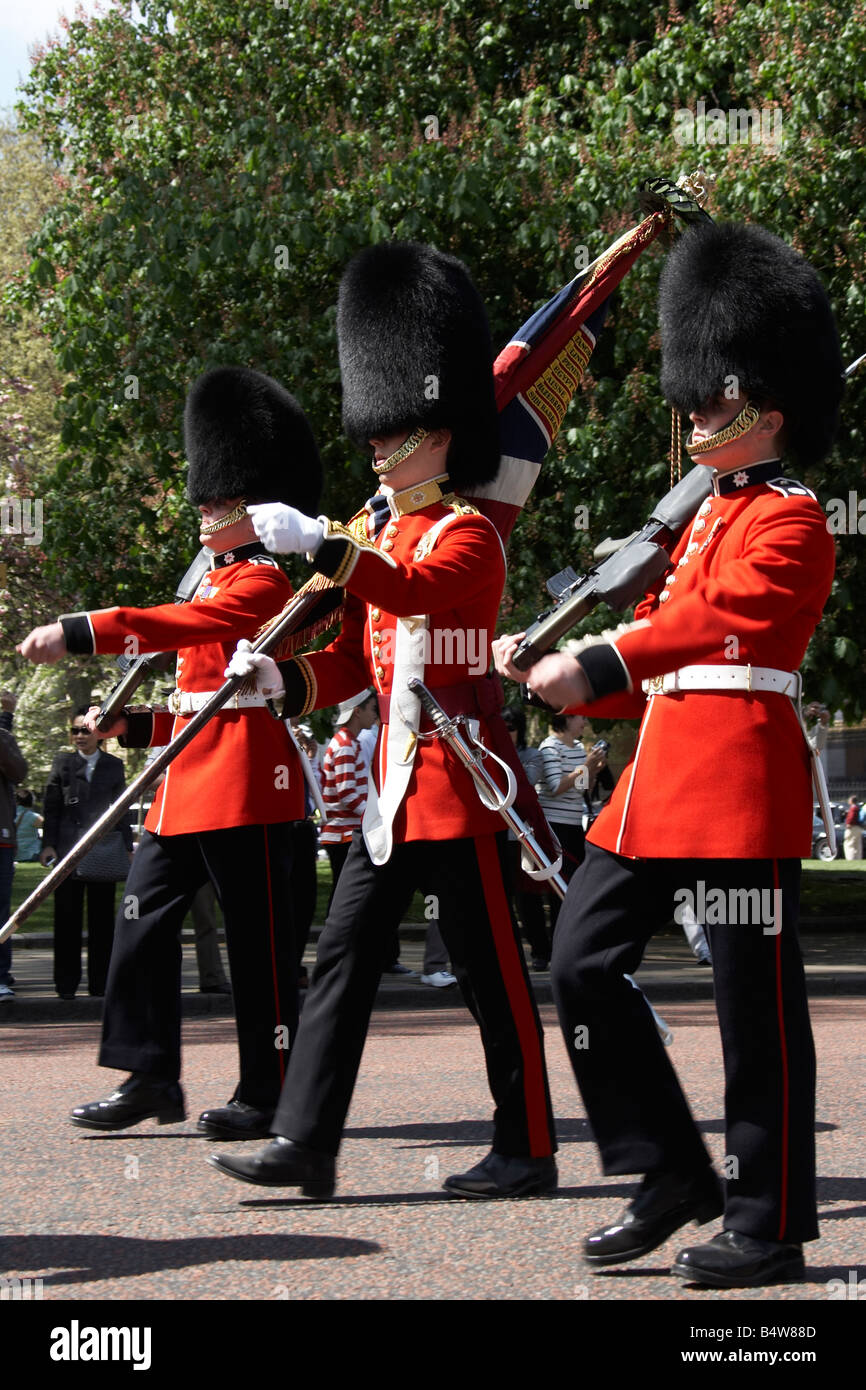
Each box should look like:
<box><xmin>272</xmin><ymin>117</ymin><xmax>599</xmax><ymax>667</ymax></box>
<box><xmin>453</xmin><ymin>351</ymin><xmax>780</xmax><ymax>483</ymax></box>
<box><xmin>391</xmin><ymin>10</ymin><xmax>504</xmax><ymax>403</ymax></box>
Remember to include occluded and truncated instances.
<box><xmin>512</xmin><ymin>465</ymin><xmax>714</xmax><ymax>671</ymax></box>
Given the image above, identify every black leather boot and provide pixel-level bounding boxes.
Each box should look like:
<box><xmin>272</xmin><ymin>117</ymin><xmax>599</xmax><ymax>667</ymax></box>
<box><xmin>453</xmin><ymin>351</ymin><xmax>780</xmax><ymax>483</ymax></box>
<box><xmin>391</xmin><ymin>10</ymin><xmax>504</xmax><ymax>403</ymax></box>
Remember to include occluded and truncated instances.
<box><xmin>207</xmin><ymin>1137</ymin><xmax>336</xmax><ymax>1198</ymax></box>
<box><xmin>71</xmin><ymin>1074</ymin><xmax>186</xmax><ymax>1131</ymax></box>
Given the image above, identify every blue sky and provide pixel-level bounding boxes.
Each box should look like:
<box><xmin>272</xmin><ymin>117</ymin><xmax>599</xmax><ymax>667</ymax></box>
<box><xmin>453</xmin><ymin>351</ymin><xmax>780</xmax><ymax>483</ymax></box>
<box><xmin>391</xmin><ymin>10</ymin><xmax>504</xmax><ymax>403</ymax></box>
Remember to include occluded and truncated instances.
<box><xmin>0</xmin><ymin>1</ymin><xmax>114</xmax><ymax>116</ymax></box>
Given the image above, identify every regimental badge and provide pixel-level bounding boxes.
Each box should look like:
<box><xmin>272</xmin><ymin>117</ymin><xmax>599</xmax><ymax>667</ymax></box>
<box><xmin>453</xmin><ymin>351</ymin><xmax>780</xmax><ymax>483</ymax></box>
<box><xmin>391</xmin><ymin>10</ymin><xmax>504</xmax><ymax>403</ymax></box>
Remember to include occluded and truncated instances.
<box><xmin>732</xmin><ymin>470</ymin><xmax>750</xmax><ymax>488</ymax></box>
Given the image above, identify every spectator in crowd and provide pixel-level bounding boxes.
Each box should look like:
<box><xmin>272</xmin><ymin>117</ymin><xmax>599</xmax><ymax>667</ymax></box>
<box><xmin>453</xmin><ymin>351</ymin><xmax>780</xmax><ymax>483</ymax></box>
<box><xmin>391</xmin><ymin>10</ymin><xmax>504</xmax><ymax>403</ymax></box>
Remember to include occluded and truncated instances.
<box><xmin>320</xmin><ymin>692</ymin><xmax>412</xmax><ymax>975</ymax></box>
<box><xmin>320</xmin><ymin>691</ymin><xmax>378</xmax><ymax>905</ymax></box>
<box><xmin>536</xmin><ymin>713</ymin><xmax>606</xmax><ymax>936</ymax></box>
<box><xmin>189</xmin><ymin>881</ymin><xmax>231</xmax><ymax>995</ymax></box>
<box><xmin>288</xmin><ymin>719</ymin><xmax>325</xmax><ymax>989</ymax></box>
<box><xmin>501</xmin><ymin>704</ymin><xmax>552</xmax><ymax>970</ymax></box>
<box><xmin>843</xmin><ymin>796</ymin><xmax>863</xmax><ymax>860</ymax></box>
<box><xmin>15</xmin><ymin>789</ymin><xmax>43</xmax><ymax>862</ymax></box>
<box><xmin>0</xmin><ymin>691</ymin><xmax>27</xmax><ymax>997</ymax></box>
<box><xmin>41</xmin><ymin>707</ymin><xmax>133</xmax><ymax>999</ymax></box>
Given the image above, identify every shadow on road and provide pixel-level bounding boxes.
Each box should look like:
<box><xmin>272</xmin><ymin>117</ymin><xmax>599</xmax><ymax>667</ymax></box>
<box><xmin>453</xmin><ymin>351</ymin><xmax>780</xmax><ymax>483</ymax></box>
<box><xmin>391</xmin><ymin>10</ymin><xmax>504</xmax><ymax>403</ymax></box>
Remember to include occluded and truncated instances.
<box><xmin>0</xmin><ymin>1232</ymin><xmax>380</xmax><ymax>1287</ymax></box>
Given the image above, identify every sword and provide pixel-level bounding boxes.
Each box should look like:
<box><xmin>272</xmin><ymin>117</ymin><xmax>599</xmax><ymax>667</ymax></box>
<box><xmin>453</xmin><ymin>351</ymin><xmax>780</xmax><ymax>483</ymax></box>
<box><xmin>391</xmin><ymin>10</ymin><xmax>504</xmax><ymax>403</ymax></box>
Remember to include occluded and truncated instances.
<box><xmin>406</xmin><ymin>678</ymin><xmax>673</xmax><ymax>1045</ymax></box>
<box><xmin>406</xmin><ymin>677</ymin><xmax>566</xmax><ymax>894</ymax></box>
<box><xmin>1</xmin><ymin>581</ymin><xmax>343</xmax><ymax>942</ymax></box>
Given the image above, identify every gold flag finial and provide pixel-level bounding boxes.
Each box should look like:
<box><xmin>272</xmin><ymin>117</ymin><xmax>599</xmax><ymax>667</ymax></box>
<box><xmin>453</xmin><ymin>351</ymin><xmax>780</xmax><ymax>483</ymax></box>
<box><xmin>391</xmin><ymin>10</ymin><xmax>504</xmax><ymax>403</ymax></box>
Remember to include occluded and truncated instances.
<box><xmin>677</xmin><ymin>168</ymin><xmax>716</xmax><ymax>209</ymax></box>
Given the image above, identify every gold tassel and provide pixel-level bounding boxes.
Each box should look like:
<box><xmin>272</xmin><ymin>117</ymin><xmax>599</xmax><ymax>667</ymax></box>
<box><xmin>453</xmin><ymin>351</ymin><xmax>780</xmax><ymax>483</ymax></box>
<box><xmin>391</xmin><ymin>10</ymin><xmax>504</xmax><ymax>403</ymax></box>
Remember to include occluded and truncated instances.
<box><xmin>670</xmin><ymin>408</ymin><xmax>682</xmax><ymax>489</ymax></box>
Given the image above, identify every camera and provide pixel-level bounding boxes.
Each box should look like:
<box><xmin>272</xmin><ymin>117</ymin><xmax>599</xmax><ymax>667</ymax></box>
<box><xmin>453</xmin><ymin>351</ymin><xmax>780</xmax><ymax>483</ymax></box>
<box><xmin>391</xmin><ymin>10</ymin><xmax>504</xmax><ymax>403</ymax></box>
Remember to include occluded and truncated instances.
<box><xmin>592</xmin><ymin>739</ymin><xmax>610</xmax><ymax>755</ymax></box>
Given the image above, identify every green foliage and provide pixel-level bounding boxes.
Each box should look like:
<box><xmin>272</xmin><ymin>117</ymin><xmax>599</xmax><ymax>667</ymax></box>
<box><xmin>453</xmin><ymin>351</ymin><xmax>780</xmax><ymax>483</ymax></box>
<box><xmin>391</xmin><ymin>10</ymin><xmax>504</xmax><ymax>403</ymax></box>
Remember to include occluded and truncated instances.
<box><xmin>6</xmin><ymin>0</ymin><xmax>866</xmax><ymax>713</ymax></box>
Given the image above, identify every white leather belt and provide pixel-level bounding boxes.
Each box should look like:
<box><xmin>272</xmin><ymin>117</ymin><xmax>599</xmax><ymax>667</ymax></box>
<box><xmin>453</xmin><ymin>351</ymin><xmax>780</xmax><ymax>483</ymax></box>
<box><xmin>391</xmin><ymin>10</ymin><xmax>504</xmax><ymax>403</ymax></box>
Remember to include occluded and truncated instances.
<box><xmin>168</xmin><ymin>689</ymin><xmax>268</xmax><ymax>715</ymax></box>
<box><xmin>642</xmin><ymin>664</ymin><xmax>801</xmax><ymax>698</ymax></box>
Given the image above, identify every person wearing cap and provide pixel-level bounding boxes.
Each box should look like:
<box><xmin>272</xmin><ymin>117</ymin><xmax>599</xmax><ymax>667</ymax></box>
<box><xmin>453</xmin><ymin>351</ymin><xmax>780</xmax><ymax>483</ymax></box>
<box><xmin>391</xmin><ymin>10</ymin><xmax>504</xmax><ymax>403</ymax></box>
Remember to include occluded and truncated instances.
<box><xmin>495</xmin><ymin>222</ymin><xmax>842</xmax><ymax>1286</ymax></box>
<box><xmin>209</xmin><ymin>241</ymin><xmax>557</xmax><ymax>1201</ymax></box>
<box><xmin>17</xmin><ymin>367</ymin><xmax>322</xmax><ymax>1141</ymax></box>
<box><xmin>320</xmin><ymin>690</ymin><xmax>378</xmax><ymax>904</ymax></box>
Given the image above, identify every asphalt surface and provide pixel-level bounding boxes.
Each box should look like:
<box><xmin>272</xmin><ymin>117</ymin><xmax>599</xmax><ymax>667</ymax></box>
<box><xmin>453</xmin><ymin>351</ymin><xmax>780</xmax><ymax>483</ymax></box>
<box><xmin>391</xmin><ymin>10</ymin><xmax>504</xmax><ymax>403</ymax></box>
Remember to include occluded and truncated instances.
<box><xmin>1</xmin><ymin>920</ymin><xmax>863</xmax><ymax>1352</ymax></box>
<box><xmin>1</xmin><ymin>997</ymin><xmax>864</xmax><ymax>1312</ymax></box>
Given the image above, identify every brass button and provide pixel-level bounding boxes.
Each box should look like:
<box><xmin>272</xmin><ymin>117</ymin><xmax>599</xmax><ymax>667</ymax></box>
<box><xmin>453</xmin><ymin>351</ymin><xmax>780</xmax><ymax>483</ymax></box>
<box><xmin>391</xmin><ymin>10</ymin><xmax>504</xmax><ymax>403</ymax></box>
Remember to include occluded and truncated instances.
<box><xmin>698</xmin><ymin>500</ymin><xmax>712</xmax><ymax>517</ymax></box>
<box><xmin>381</xmin><ymin>540</ymin><xmax>394</xmax><ymax>551</ymax></box>
<box><xmin>372</xmin><ymin>633</ymin><xmax>381</xmax><ymax>646</ymax></box>
<box><xmin>693</xmin><ymin>518</ymin><xmax>706</xmax><ymax>533</ymax></box>
<box><xmin>371</xmin><ymin>608</ymin><xmax>381</xmax><ymax>620</ymax></box>
<box><xmin>386</xmin><ymin>524</ymin><xmax>398</xmax><ymax>537</ymax></box>
<box><xmin>665</xmin><ymin>575</ymin><xmax>676</xmax><ymax>586</ymax></box>
<box><xmin>659</xmin><ymin>589</ymin><xmax>671</xmax><ymax>604</ymax></box>
<box><xmin>375</xmin><ymin>664</ymin><xmax>385</xmax><ymax>679</ymax></box>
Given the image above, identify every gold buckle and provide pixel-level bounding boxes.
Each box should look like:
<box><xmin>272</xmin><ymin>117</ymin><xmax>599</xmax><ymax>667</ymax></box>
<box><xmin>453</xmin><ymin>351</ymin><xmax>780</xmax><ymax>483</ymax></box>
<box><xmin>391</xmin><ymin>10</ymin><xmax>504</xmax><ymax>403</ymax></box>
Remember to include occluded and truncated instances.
<box><xmin>168</xmin><ymin>690</ymin><xmax>182</xmax><ymax>715</ymax></box>
<box><xmin>648</xmin><ymin>675</ymin><xmax>665</xmax><ymax>693</ymax></box>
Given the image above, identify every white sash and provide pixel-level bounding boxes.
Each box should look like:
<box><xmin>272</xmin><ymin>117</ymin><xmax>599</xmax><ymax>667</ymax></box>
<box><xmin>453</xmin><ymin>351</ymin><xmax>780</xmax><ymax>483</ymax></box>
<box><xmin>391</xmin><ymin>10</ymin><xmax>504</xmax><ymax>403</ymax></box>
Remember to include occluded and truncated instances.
<box><xmin>362</xmin><ymin>613</ymin><xmax>427</xmax><ymax>864</ymax></box>
<box><xmin>362</xmin><ymin>512</ymin><xmax>458</xmax><ymax>865</ymax></box>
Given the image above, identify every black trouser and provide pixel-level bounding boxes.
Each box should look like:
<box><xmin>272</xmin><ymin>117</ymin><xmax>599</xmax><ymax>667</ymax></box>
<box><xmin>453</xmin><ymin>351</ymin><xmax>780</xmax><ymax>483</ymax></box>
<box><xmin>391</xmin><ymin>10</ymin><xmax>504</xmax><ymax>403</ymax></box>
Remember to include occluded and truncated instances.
<box><xmin>547</xmin><ymin>820</ymin><xmax>585</xmax><ymax>935</ymax></box>
<box><xmin>53</xmin><ymin>877</ymin><xmax>117</xmax><ymax>997</ymax></box>
<box><xmin>290</xmin><ymin>819</ymin><xmax>318</xmax><ymax>967</ymax></box>
<box><xmin>325</xmin><ymin>841</ymin><xmax>350</xmax><ymax>914</ymax></box>
<box><xmin>273</xmin><ymin>831</ymin><xmax>556</xmax><ymax>1158</ymax></box>
<box><xmin>327</xmin><ymin>839</ymin><xmax>401</xmax><ymax>965</ymax></box>
<box><xmin>99</xmin><ymin>825</ymin><xmax>297</xmax><ymax>1110</ymax></box>
<box><xmin>551</xmin><ymin>843</ymin><xmax>817</xmax><ymax>1243</ymax></box>
<box><xmin>507</xmin><ymin>841</ymin><xmax>552</xmax><ymax>964</ymax></box>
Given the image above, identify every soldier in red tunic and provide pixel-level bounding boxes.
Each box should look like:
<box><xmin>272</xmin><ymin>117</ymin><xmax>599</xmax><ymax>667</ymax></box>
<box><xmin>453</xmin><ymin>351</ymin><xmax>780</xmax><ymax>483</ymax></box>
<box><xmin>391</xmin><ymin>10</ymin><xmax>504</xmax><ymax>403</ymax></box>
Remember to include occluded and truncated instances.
<box><xmin>17</xmin><ymin>368</ymin><xmax>322</xmax><ymax>1139</ymax></box>
<box><xmin>208</xmin><ymin>242</ymin><xmax>557</xmax><ymax>1199</ymax></box>
<box><xmin>494</xmin><ymin>222</ymin><xmax>844</xmax><ymax>1286</ymax></box>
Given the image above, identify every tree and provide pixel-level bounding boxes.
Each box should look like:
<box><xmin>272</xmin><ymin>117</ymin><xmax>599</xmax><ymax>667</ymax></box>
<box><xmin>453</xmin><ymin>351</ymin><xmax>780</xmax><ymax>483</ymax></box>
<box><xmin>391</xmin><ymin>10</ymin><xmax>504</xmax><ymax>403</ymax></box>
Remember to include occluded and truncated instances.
<box><xmin>7</xmin><ymin>0</ymin><xmax>865</xmax><ymax>716</ymax></box>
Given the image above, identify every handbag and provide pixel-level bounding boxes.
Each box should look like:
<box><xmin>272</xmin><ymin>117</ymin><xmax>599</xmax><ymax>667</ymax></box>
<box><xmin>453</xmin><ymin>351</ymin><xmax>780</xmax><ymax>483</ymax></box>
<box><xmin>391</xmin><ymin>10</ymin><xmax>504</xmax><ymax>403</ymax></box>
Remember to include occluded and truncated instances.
<box><xmin>75</xmin><ymin>831</ymin><xmax>130</xmax><ymax>883</ymax></box>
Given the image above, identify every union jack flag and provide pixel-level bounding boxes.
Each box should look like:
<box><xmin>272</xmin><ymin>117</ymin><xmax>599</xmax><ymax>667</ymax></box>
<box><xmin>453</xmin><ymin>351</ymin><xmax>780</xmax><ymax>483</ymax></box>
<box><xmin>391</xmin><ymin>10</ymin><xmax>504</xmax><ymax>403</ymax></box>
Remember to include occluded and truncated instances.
<box><xmin>465</xmin><ymin>210</ymin><xmax>670</xmax><ymax>541</ymax></box>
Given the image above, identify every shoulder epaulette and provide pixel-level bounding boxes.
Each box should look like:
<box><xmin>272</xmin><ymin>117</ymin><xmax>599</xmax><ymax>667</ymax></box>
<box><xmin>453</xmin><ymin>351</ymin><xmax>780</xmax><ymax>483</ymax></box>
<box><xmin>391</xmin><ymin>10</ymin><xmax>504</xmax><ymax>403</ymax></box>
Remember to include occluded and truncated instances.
<box><xmin>442</xmin><ymin>493</ymin><xmax>481</xmax><ymax>517</ymax></box>
<box><xmin>766</xmin><ymin>477</ymin><xmax>817</xmax><ymax>501</ymax></box>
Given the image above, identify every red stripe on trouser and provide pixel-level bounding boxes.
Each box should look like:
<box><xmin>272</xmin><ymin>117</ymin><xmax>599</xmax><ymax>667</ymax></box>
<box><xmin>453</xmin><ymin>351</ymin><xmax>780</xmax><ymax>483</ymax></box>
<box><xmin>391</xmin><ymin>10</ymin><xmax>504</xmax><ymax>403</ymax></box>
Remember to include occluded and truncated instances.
<box><xmin>475</xmin><ymin>835</ymin><xmax>551</xmax><ymax>1157</ymax></box>
<box><xmin>772</xmin><ymin>858</ymin><xmax>790</xmax><ymax>1240</ymax></box>
<box><xmin>263</xmin><ymin>827</ymin><xmax>285</xmax><ymax>1085</ymax></box>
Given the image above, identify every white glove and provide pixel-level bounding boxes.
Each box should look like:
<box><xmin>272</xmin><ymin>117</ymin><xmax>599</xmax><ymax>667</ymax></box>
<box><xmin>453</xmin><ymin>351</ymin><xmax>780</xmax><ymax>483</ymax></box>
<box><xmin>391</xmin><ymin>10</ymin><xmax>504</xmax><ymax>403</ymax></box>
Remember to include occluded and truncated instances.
<box><xmin>247</xmin><ymin>503</ymin><xmax>325</xmax><ymax>555</ymax></box>
<box><xmin>225</xmin><ymin>639</ymin><xmax>285</xmax><ymax>698</ymax></box>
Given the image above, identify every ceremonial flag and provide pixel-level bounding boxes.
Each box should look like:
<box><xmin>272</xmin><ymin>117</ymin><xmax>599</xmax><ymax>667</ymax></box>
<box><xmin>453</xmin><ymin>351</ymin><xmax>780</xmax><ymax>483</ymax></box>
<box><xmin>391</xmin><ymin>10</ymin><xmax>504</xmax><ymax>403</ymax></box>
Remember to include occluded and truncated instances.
<box><xmin>464</xmin><ymin>210</ymin><xmax>672</xmax><ymax>541</ymax></box>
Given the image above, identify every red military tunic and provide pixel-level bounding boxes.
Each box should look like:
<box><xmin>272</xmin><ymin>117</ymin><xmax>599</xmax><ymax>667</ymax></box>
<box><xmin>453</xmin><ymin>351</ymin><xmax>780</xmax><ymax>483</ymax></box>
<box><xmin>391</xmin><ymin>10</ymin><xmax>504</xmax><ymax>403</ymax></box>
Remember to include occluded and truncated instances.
<box><xmin>281</xmin><ymin>487</ymin><xmax>507</xmax><ymax>844</ymax></box>
<box><xmin>60</xmin><ymin>545</ymin><xmax>304</xmax><ymax>832</ymax></box>
<box><xmin>566</xmin><ymin>470</ymin><xmax>835</xmax><ymax>860</ymax></box>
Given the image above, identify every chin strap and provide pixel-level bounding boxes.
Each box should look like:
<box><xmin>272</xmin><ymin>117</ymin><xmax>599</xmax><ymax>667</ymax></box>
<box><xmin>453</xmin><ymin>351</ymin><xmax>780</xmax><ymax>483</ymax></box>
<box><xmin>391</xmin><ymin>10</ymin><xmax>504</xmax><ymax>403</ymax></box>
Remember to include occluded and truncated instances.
<box><xmin>685</xmin><ymin>401</ymin><xmax>761</xmax><ymax>456</ymax></box>
<box><xmin>373</xmin><ymin>427</ymin><xmax>429</xmax><ymax>475</ymax></box>
<box><xmin>200</xmin><ymin>499</ymin><xmax>248</xmax><ymax>535</ymax></box>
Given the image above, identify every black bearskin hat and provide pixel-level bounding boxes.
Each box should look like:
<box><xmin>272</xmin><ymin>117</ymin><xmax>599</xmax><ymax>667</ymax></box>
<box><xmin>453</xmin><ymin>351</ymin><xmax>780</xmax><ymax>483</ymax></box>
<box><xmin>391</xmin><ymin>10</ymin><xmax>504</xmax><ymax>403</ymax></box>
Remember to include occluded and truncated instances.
<box><xmin>659</xmin><ymin>222</ymin><xmax>844</xmax><ymax>467</ymax></box>
<box><xmin>337</xmin><ymin>241</ymin><xmax>500</xmax><ymax>488</ymax></box>
<box><xmin>185</xmin><ymin>367</ymin><xmax>322</xmax><ymax>514</ymax></box>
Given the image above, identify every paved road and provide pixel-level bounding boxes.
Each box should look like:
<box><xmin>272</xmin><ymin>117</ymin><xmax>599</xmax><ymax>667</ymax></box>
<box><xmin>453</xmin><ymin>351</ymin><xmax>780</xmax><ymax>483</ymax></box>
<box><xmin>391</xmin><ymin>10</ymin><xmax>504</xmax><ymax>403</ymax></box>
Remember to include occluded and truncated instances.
<box><xmin>1</xmin><ymin>1000</ymin><xmax>863</xmax><ymax>1314</ymax></box>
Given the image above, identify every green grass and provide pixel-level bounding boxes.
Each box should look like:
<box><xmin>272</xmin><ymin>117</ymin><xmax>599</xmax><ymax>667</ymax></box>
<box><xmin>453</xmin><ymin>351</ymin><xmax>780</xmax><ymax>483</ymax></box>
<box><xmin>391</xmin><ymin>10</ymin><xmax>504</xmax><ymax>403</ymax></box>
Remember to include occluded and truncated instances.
<box><xmin>7</xmin><ymin>862</ymin><xmax>55</xmax><ymax>934</ymax></box>
<box><xmin>7</xmin><ymin>857</ymin><xmax>431</xmax><ymax>934</ymax></box>
<box><xmin>799</xmin><ymin>859</ymin><xmax>866</xmax><ymax>919</ymax></box>
<box><xmin>8</xmin><ymin>854</ymin><xmax>863</xmax><ymax>935</ymax></box>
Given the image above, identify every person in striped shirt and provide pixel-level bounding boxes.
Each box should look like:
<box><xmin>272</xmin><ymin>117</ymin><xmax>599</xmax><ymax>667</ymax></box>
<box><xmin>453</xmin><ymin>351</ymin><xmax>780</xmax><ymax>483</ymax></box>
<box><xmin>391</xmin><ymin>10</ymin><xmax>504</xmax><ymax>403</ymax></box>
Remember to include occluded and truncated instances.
<box><xmin>320</xmin><ymin>690</ymin><xmax>378</xmax><ymax>904</ymax></box>
<box><xmin>537</xmin><ymin>714</ymin><xmax>606</xmax><ymax>942</ymax></box>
